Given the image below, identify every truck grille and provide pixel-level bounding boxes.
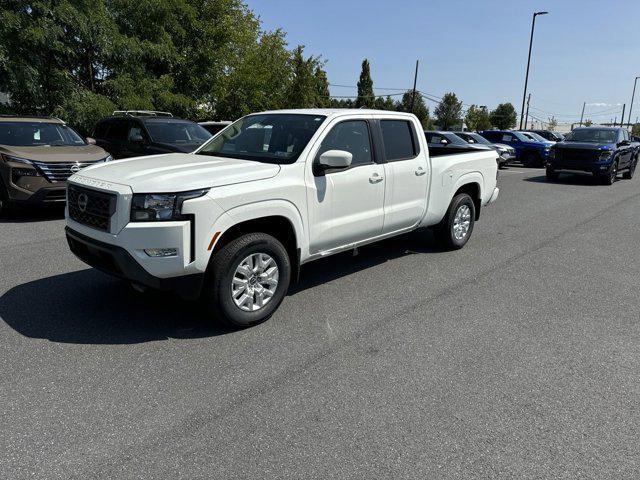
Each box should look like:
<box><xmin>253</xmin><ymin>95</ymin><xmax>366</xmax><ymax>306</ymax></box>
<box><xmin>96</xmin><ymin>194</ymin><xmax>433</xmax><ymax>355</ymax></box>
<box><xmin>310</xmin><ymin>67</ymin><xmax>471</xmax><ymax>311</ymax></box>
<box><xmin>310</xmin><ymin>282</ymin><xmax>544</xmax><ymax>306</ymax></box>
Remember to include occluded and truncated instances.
<box><xmin>555</xmin><ymin>149</ymin><xmax>598</xmax><ymax>162</ymax></box>
<box><xmin>32</xmin><ymin>159</ymin><xmax>106</xmax><ymax>183</ymax></box>
<box><xmin>67</xmin><ymin>185</ymin><xmax>117</xmax><ymax>232</ymax></box>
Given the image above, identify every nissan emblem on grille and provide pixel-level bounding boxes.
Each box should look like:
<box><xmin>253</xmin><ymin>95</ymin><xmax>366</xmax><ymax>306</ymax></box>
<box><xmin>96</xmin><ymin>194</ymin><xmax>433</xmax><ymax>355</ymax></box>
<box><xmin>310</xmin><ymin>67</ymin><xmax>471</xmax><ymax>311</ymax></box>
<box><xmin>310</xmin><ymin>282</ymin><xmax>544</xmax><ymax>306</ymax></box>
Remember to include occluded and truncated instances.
<box><xmin>70</xmin><ymin>162</ymin><xmax>81</xmax><ymax>174</ymax></box>
<box><xmin>77</xmin><ymin>193</ymin><xmax>88</xmax><ymax>212</ymax></box>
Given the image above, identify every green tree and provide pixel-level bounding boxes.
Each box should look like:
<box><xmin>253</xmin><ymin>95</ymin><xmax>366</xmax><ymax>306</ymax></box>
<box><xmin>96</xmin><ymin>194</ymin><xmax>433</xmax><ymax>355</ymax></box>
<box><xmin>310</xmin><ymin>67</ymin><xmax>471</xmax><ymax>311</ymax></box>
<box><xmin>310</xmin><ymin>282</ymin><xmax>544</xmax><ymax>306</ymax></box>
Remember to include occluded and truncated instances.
<box><xmin>464</xmin><ymin>105</ymin><xmax>492</xmax><ymax>131</ymax></box>
<box><xmin>398</xmin><ymin>90</ymin><xmax>431</xmax><ymax>128</ymax></box>
<box><xmin>490</xmin><ymin>103</ymin><xmax>517</xmax><ymax>129</ymax></box>
<box><xmin>547</xmin><ymin>116</ymin><xmax>558</xmax><ymax>131</ymax></box>
<box><xmin>314</xmin><ymin>66</ymin><xmax>331</xmax><ymax>108</ymax></box>
<box><xmin>583</xmin><ymin>119</ymin><xmax>593</xmax><ymax>127</ymax></box>
<box><xmin>434</xmin><ymin>92</ymin><xmax>463</xmax><ymax>130</ymax></box>
<box><xmin>631</xmin><ymin>123</ymin><xmax>640</xmax><ymax>136</ymax></box>
<box><xmin>356</xmin><ymin>59</ymin><xmax>374</xmax><ymax>108</ymax></box>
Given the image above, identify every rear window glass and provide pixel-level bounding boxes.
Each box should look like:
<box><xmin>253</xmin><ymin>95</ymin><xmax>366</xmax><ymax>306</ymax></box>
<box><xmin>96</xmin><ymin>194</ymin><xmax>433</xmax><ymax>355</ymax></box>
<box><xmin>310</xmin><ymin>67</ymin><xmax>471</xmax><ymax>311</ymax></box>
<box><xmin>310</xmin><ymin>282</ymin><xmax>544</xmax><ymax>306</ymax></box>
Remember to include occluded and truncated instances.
<box><xmin>380</xmin><ymin>120</ymin><xmax>417</xmax><ymax>161</ymax></box>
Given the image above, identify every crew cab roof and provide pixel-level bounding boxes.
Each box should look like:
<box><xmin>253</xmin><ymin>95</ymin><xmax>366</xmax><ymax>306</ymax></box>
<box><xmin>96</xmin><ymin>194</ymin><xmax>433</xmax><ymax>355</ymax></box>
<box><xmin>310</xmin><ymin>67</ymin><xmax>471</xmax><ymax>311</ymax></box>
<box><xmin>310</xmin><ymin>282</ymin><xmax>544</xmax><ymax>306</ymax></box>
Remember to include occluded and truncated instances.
<box><xmin>255</xmin><ymin>108</ymin><xmax>417</xmax><ymax>119</ymax></box>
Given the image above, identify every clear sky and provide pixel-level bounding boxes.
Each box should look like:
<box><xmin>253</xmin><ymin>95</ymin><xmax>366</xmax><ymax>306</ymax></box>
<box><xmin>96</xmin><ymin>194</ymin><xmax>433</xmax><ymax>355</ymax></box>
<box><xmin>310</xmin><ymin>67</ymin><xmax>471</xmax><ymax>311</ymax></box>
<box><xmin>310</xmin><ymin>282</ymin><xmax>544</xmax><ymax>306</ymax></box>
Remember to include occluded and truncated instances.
<box><xmin>246</xmin><ymin>0</ymin><xmax>640</xmax><ymax>124</ymax></box>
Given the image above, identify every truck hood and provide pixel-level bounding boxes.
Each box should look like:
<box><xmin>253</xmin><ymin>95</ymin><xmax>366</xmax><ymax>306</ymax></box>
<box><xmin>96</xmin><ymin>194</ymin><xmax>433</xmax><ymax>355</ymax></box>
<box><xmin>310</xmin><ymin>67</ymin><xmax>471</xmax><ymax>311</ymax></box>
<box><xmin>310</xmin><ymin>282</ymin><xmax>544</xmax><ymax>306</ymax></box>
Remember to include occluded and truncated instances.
<box><xmin>75</xmin><ymin>153</ymin><xmax>280</xmax><ymax>192</ymax></box>
<box><xmin>0</xmin><ymin>144</ymin><xmax>109</xmax><ymax>163</ymax></box>
<box><xmin>555</xmin><ymin>142</ymin><xmax>615</xmax><ymax>151</ymax></box>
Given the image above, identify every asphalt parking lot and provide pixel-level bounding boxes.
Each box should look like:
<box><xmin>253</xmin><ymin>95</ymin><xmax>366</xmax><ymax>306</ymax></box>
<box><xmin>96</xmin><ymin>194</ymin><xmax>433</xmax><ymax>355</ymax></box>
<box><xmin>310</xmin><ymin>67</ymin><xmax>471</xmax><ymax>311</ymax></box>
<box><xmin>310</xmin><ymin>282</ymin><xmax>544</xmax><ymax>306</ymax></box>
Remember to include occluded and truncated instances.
<box><xmin>2</xmin><ymin>166</ymin><xmax>640</xmax><ymax>479</ymax></box>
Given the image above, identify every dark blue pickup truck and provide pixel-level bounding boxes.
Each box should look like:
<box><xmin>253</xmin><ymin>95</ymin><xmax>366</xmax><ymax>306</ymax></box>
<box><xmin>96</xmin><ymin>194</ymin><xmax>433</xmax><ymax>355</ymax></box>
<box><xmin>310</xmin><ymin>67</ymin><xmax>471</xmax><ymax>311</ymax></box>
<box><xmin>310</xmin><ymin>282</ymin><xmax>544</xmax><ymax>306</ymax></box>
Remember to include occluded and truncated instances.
<box><xmin>546</xmin><ymin>127</ymin><xmax>638</xmax><ymax>185</ymax></box>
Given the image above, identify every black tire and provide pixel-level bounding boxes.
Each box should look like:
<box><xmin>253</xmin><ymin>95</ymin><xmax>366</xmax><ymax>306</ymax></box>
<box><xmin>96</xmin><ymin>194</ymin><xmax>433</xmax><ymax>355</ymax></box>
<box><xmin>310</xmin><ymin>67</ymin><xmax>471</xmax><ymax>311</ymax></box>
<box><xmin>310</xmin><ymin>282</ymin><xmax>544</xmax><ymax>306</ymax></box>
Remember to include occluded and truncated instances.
<box><xmin>598</xmin><ymin>161</ymin><xmax>618</xmax><ymax>185</ymax></box>
<box><xmin>546</xmin><ymin>167</ymin><xmax>559</xmax><ymax>181</ymax></box>
<box><xmin>522</xmin><ymin>151</ymin><xmax>542</xmax><ymax>168</ymax></box>
<box><xmin>434</xmin><ymin>193</ymin><xmax>476</xmax><ymax>250</ymax></box>
<box><xmin>202</xmin><ymin>233</ymin><xmax>291</xmax><ymax>328</ymax></box>
<box><xmin>0</xmin><ymin>182</ymin><xmax>12</xmax><ymax>218</ymax></box>
<box><xmin>622</xmin><ymin>157</ymin><xmax>636</xmax><ymax>179</ymax></box>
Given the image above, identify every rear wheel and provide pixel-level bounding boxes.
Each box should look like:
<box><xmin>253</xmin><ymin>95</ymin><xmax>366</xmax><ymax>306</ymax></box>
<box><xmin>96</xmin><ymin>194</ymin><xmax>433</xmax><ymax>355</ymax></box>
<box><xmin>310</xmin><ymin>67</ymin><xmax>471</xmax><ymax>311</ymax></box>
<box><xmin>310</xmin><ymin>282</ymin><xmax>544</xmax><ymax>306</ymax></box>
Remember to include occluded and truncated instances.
<box><xmin>623</xmin><ymin>156</ymin><xmax>637</xmax><ymax>179</ymax></box>
<box><xmin>598</xmin><ymin>161</ymin><xmax>618</xmax><ymax>185</ymax></box>
<box><xmin>434</xmin><ymin>193</ymin><xmax>476</xmax><ymax>250</ymax></box>
<box><xmin>202</xmin><ymin>233</ymin><xmax>291</xmax><ymax>328</ymax></box>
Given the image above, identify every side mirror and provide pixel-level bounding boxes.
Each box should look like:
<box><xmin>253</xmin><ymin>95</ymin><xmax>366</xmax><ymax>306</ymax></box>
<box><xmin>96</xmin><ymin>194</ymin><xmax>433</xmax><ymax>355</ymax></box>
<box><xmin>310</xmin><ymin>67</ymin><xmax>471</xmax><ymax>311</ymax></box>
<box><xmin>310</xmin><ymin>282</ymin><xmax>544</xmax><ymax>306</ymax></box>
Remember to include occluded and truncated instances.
<box><xmin>131</xmin><ymin>134</ymin><xmax>145</xmax><ymax>144</ymax></box>
<box><xmin>85</xmin><ymin>137</ymin><xmax>96</xmax><ymax>145</ymax></box>
<box><xmin>316</xmin><ymin>149</ymin><xmax>352</xmax><ymax>174</ymax></box>
<box><xmin>618</xmin><ymin>140</ymin><xmax>630</xmax><ymax>147</ymax></box>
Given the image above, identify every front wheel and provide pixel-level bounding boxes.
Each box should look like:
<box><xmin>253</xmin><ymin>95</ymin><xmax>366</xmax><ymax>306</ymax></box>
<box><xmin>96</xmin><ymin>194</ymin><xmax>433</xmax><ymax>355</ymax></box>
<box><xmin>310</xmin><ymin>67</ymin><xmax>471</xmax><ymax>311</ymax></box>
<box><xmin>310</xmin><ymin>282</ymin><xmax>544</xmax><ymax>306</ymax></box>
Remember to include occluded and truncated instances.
<box><xmin>0</xmin><ymin>182</ymin><xmax>12</xmax><ymax>218</ymax></box>
<box><xmin>522</xmin><ymin>151</ymin><xmax>542</xmax><ymax>168</ymax></box>
<box><xmin>202</xmin><ymin>233</ymin><xmax>291</xmax><ymax>328</ymax></box>
<box><xmin>434</xmin><ymin>193</ymin><xmax>476</xmax><ymax>250</ymax></box>
<box><xmin>546</xmin><ymin>167</ymin><xmax>559</xmax><ymax>181</ymax></box>
<box><xmin>598</xmin><ymin>161</ymin><xmax>618</xmax><ymax>185</ymax></box>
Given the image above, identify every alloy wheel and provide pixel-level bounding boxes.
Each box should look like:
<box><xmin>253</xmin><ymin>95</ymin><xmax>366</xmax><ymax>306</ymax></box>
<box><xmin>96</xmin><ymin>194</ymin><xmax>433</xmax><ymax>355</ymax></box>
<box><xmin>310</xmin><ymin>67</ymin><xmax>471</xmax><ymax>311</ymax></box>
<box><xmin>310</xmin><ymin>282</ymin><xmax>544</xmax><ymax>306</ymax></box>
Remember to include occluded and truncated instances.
<box><xmin>231</xmin><ymin>253</ymin><xmax>279</xmax><ymax>312</ymax></box>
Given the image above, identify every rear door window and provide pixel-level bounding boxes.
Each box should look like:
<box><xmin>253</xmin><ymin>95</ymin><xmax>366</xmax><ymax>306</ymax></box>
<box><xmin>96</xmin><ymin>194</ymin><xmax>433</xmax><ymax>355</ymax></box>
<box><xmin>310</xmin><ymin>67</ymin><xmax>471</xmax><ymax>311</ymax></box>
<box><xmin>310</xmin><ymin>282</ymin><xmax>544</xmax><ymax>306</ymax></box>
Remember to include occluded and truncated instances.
<box><xmin>380</xmin><ymin>120</ymin><xmax>418</xmax><ymax>161</ymax></box>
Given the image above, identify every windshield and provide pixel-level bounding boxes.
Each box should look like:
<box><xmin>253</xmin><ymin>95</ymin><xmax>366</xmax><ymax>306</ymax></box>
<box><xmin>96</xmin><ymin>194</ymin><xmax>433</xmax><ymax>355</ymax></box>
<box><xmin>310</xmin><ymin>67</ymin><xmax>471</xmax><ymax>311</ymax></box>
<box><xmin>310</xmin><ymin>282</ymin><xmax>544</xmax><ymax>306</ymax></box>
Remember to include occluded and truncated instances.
<box><xmin>463</xmin><ymin>133</ymin><xmax>491</xmax><ymax>145</ymax></box>
<box><xmin>526</xmin><ymin>132</ymin><xmax>548</xmax><ymax>142</ymax></box>
<box><xmin>196</xmin><ymin>114</ymin><xmax>326</xmax><ymax>164</ymax></box>
<box><xmin>145</xmin><ymin>121</ymin><xmax>211</xmax><ymax>145</ymax></box>
<box><xmin>564</xmin><ymin>129</ymin><xmax>618</xmax><ymax>143</ymax></box>
<box><xmin>0</xmin><ymin>122</ymin><xmax>85</xmax><ymax>146</ymax></box>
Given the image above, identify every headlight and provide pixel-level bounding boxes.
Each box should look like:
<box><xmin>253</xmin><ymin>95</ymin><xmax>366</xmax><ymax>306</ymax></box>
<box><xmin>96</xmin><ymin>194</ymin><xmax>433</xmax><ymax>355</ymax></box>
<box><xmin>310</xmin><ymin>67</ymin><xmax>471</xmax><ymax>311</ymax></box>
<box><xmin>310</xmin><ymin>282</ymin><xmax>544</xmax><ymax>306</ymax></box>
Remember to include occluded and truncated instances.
<box><xmin>599</xmin><ymin>151</ymin><xmax>612</xmax><ymax>161</ymax></box>
<box><xmin>1</xmin><ymin>153</ymin><xmax>33</xmax><ymax>165</ymax></box>
<box><xmin>130</xmin><ymin>189</ymin><xmax>209</xmax><ymax>221</ymax></box>
<box><xmin>103</xmin><ymin>155</ymin><xmax>113</xmax><ymax>162</ymax></box>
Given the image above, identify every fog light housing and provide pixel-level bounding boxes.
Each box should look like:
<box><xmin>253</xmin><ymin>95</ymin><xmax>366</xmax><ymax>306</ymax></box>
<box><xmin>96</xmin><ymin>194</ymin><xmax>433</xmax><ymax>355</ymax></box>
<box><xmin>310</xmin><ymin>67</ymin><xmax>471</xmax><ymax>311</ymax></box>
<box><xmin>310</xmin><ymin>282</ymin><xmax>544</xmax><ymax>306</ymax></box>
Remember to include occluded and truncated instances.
<box><xmin>144</xmin><ymin>248</ymin><xmax>178</xmax><ymax>257</ymax></box>
<box><xmin>12</xmin><ymin>167</ymin><xmax>39</xmax><ymax>183</ymax></box>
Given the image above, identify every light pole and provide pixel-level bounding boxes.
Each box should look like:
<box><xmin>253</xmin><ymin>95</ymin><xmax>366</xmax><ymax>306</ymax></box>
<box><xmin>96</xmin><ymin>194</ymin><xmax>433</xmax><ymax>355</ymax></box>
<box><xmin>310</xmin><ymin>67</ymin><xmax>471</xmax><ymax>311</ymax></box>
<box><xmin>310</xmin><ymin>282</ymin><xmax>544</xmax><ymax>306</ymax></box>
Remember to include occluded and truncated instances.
<box><xmin>627</xmin><ymin>76</ymin><xmax>639</xmax><ymax>127</ymax></box>
<box><xmin>519</xmin><ymin>11</ymin><xmax>548</xmax><ymax>130</ymax></box>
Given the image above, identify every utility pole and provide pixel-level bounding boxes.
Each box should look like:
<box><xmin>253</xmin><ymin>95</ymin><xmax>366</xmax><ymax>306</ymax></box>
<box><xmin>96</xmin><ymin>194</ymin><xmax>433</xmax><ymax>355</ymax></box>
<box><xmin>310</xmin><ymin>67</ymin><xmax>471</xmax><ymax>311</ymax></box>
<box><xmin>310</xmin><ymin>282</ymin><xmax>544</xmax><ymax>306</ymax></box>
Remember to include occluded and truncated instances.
<box><xmin>627</xmin><ymin>76</ymin><xmax>639</xmax><ymax>126</ymax></box>
<box><xmin>579</xmin><ymin>102</ymin><xmax>586</xmax><ymax>126</ymax></box>
<box><xmin>519</xmin><ymin>11</ymin><xmax>549</xmax><ymax>130</ymax></box>
<box><xmin>524</xmin><ymin>93</ymin><xmax>531</xmax><ymax>129</ymax></box>
<box><xmin>620</xmin><ymin>104</ymin><xmax>626</xmax><ymax>127</ymax></box>
<box><xmin>410</xmin><ymin>60</ymin><xmax>419</xmax><ymax>113</ymax></box>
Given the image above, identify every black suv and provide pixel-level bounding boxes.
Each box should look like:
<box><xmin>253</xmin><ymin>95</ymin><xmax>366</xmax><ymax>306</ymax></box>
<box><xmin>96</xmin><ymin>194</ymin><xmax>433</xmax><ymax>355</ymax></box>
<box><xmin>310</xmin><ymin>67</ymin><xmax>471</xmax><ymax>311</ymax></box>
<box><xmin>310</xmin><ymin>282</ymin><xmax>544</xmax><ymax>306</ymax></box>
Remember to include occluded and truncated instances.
<box><xmin>547</xmin><ymin>127</ymin><xmax>638</xmax><ymax>185</ymax></box>
<box><xmin>93</xmin><ymin>111</ymin><xmax>211</xmax><ymax>159</ymax></box>
<box><xmin>523</xmin><ymin>129</ymin><xmax>564</xmax><ymax>142</ymax></box>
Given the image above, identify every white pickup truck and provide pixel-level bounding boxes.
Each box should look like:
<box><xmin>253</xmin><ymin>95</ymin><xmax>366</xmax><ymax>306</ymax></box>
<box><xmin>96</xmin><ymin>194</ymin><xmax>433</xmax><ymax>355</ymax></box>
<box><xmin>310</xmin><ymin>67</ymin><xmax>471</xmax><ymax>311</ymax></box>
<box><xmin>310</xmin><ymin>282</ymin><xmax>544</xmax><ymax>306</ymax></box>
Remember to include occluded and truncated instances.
<box><xmin>65</xmin><ymin>109</ymin><xmax>499</xmax><ymax>326</ymax></box>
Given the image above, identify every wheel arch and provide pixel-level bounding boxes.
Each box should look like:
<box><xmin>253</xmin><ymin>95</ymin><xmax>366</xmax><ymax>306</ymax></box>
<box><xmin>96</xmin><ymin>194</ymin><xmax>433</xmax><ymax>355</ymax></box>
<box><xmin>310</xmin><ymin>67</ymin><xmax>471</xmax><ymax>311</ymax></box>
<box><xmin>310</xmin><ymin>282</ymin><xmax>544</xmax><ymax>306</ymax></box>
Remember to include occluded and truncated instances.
<box><xmin>452</xmin><ymin>175</ymin><xmax>483</xmax><ymax>221</ymax></box>
<box><xmin>207</xmin><ymin>201</ymin><xmax>305</xmax><ymax>282</ymax></box>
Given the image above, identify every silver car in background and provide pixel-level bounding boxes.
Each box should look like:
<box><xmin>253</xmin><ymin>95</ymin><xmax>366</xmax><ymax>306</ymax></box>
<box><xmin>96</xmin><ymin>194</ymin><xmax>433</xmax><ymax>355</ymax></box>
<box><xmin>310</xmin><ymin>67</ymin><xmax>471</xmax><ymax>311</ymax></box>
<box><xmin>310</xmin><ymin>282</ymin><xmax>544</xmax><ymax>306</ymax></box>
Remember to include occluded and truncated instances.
<box><xmin>454</xmin><ymin>131</ymin><xmax>515</xmax><ymax>168</ymax></box>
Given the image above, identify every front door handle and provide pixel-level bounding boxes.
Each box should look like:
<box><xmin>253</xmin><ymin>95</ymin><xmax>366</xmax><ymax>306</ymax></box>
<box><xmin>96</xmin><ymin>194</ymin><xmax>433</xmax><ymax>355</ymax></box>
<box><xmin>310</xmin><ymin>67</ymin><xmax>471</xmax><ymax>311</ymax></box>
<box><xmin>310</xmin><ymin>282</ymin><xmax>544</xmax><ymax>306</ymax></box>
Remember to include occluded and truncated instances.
<box><xmin>415</xmin><ymin>167</ymin><xmax>426</xmax><ymax>176</ymax></box>
<box><xmin>369</xmin><ymin>173</ymin><xmax>384</xmax><ymax>183</ymax></box>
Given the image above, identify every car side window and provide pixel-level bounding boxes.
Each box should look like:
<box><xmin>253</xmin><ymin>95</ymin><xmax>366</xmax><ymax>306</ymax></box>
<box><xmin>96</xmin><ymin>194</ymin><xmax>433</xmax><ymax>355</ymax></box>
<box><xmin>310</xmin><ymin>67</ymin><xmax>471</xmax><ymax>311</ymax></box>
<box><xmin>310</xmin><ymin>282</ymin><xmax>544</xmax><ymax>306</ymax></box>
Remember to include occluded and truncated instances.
<box><xmin>501</xmin><ymin>134</ymin><xmax>513</xmax><ymax>143</ymax></box>
<box><xmin>107</xmin><ymin>120</ymin><xmax>129</xmax><ymax>141</ymax></box>
<box><xmin>128</xmin><ymin>123</ymin><xmax>145</xmax><ymax>141</ymax></box>
<box><xmin>380</xmin><ymin>120</ymin><xmax>417</xmax><ymax>161</ymax></box>
<box><xmin>317</xmin><ymin>120</ymin><xmax>373</xmax><ymax>167</ymax></box>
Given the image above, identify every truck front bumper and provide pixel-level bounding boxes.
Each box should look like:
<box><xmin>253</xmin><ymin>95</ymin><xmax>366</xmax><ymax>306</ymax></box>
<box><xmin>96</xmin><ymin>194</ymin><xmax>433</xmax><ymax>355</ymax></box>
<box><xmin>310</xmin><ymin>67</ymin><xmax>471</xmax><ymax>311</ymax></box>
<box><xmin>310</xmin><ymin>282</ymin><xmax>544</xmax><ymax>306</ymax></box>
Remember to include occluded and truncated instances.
<box><xmin>66</xmin><ymin>227</ymin><xmax>204</xmax><ymax>300</ymax></box>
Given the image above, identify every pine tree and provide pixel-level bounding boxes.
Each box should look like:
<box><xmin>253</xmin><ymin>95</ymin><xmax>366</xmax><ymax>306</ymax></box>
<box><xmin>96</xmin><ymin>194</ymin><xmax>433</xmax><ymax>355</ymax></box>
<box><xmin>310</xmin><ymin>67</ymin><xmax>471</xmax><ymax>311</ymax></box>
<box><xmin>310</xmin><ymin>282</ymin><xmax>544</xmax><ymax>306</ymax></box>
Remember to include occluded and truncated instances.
<box><xmin>356</xmin><ymin>59</ymin><xmax>374</xmax><ymax>108</ymax></box>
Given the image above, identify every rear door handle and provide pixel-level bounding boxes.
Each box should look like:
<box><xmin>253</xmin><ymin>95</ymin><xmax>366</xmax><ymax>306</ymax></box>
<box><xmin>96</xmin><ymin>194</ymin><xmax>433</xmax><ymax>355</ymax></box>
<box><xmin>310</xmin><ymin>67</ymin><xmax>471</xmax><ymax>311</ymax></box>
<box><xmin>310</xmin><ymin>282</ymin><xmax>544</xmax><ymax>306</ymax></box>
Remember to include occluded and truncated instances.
<box><xmin>369</xmin><ymin>173</ymin><xmax>384</xmax><ymax>183</ymax></box>
<box><xmin>415</xmin><ymin>167</ymin><xmax>426</xmax><ymax>176</ymax></box>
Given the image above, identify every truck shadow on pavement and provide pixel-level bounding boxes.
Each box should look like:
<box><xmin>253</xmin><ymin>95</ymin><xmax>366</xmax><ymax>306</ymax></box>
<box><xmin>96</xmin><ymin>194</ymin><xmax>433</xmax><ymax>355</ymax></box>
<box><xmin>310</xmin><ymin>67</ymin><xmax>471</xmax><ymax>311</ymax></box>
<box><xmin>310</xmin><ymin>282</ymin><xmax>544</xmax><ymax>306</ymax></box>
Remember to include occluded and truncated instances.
<box><xmin>0</xmin><ymin>205</ymin><xmax>65</xmax><ymax>223</ymax></box>
<box><xmin>523</xmin><ymin>174</ymin><xmax>610</xmax><ymax>186</ymax></box>
<box><xmin>0</xmin><ymin>229</ymin><xmax>441</xmax><ymax>344</ymax></box>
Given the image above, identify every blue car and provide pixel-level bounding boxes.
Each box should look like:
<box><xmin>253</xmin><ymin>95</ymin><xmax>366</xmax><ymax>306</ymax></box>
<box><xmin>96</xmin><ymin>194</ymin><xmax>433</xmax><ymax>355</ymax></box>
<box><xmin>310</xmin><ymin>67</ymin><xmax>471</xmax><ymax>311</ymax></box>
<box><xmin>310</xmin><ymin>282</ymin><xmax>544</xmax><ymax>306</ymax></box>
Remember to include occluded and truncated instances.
<box><xmin>479</xmin><ymin>130</ymin><xmax>552</xmax><ymax>167</ymax></box>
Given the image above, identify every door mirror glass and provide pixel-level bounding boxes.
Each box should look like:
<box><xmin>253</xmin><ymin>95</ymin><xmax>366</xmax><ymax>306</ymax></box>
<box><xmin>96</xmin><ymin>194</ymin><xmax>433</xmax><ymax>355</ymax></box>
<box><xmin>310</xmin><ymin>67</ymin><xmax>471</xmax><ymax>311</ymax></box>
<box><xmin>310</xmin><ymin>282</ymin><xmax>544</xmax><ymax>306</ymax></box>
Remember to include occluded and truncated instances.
<box><xmin>318</xmin><ymin>149</ymin><xmax>353</xmax><ymax>170</ymax></box>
